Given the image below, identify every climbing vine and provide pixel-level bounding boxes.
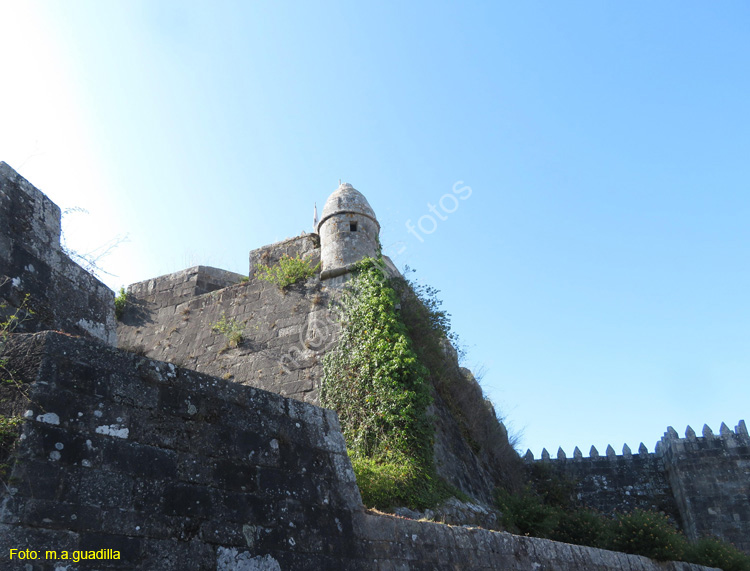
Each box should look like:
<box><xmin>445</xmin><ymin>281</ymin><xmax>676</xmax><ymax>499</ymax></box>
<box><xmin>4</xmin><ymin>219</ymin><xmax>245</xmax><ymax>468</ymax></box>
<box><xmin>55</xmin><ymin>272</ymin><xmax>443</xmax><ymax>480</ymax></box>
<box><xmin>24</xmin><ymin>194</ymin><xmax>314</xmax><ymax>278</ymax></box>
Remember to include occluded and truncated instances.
<box><xmin>0</xmin><ymin>281</ymin><xmax>35</xmax><ymax>483</ymax></box>
<box><xmin>321</xmin><ymin>258</ymin><xmax>450</xmax><ymax>509</ymax></box>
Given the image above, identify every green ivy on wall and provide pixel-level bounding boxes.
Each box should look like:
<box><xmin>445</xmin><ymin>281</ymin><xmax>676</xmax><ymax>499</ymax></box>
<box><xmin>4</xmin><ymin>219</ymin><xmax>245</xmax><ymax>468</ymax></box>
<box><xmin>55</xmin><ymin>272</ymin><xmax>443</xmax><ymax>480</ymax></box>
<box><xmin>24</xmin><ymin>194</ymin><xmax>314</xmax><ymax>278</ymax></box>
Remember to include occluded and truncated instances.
<box><xmin>320</xmin><ymin>258</ymin><xmax>450</xmax><ymax>510</ymax></box>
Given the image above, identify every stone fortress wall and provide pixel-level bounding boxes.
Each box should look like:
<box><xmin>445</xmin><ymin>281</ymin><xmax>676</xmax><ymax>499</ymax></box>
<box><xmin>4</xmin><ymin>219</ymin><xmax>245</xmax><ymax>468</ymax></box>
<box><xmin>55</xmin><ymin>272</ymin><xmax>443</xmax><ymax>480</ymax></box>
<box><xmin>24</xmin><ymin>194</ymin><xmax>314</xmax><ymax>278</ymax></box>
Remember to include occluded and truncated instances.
<box><xmin>118</xmin><ymin>237</ymin><xmax>331</xmax><ymax>404</ymax></box>
<box><xmin>0</xmin><ymin>163</ymin><xmax>735</xmax><ymax>568</ymax></box>
<box><xmin>528</xmin><ymin>422</ymin><xmax>750</xmax><ymax>554</ymax></box>
<box><xmin>0</xmin><ymin>331</ymin><xmax>714</xmax><ymax>570</ymax></box>
<box><xmin>0</xmin><ymin>162</ymin><xmax>116</xmax><ymax>346</ymax></box>
<box><xmin>117</xmin><ymin>238</ymin><xmax>507</xmax><ymax>505</ymax></box>
<box><xmin>660</xmin><ymin>423</ymin><xmax>750</xmax><ymax>554</ymax></box>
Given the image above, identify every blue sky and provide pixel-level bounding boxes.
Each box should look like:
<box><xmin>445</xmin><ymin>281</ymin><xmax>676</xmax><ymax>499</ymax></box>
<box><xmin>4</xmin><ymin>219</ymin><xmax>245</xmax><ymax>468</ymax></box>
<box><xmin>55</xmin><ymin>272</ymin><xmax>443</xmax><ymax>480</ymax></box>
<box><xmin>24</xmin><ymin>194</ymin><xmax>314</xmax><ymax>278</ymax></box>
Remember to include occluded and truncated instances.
<box><xmin>1</xmin><ymin>1</ymin><xmax>748</xmax><ymax>458</ymax></box>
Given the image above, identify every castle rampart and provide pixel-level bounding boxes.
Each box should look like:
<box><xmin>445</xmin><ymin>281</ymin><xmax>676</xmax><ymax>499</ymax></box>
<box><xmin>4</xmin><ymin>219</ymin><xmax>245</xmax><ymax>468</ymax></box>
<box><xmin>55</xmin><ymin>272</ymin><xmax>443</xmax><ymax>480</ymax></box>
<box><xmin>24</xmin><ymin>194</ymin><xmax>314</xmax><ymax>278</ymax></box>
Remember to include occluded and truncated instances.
<box><xmin>116</xmin><ymin>242</ymin><xmax>509</xmax><ymax>505</ymax></box>
<box><xmin>659</xmin><ymin>421</ymin><xmax>750</xmax><ymax>554</ymax></box>
<box><xmin>126</xmin><ymin>266</ymin><xmax>248</xmax><ymax>309</ymax></box>
<box><xmin>530</xmin><ymin>421</ymin><xmax>750</xmax><ymax>553</ymax></box>
<box><xmin>0</xmin><ymin>331</ymin><xmax>718</xmax><ymax>570</ymax></box>
<box><xmin>118</xmin><ymin>262</ymin><xmax>333</xmax><ymax>404</ymax></box>
<box><xmin>0</xmin><ymin>162</ymin><xmax>116</xmax><ymax>345</ymax></box>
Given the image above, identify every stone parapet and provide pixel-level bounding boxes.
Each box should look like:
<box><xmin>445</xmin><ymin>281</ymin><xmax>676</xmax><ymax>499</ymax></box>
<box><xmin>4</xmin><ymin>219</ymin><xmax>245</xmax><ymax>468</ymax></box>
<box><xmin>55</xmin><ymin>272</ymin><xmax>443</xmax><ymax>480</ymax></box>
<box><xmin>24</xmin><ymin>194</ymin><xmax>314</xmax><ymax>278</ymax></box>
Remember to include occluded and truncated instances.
<box><xmin>248</xmin><ymin>235</ymin><xmax>320</xmax><ymax>279</ymax></box>
<box><xmin>126</xmin><ymin>266</ymin><xmax>247</xmax><ymax>309</ymax></box>
<box><xmin>0</xmin><ymin>162</ymin><xmax>116</xmax><ymax>345</ymax></box>
<box><xmin>118</xmin><ymin>269</ymin><xmax>334</xmax><ymax>404</ymax></box>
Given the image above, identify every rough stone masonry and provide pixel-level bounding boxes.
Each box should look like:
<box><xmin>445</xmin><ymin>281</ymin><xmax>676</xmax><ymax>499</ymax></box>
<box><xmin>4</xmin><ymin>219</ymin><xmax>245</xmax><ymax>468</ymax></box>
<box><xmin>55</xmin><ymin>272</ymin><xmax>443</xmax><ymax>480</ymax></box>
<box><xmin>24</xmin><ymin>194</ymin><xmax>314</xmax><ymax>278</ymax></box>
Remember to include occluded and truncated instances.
<box><xmin>0</xmin><ymin>161</ymin><xmax>116</xmax><ymax>346</ymax></box>
<box><xmin>0</xmin><ymin>331</ymin><xmax>718</xmax><ymax>570</ymax></box>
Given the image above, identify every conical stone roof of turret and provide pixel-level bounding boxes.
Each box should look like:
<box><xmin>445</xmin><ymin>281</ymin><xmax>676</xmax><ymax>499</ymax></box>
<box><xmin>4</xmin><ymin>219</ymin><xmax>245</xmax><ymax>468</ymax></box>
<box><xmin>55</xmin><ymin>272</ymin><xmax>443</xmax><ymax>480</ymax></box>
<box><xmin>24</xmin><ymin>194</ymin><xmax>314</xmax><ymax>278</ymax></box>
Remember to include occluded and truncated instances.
<box><xmin>316</xmin><ymin>182</ymin><xmax>379</xmax><ymax>233</ymax></box>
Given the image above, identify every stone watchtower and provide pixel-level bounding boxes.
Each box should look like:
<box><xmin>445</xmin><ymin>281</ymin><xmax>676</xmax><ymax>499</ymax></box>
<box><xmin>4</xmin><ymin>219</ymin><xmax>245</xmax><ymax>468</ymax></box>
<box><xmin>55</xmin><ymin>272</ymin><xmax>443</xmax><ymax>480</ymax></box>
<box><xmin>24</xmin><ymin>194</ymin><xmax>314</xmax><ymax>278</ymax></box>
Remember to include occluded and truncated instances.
<box><xmin>316</xmin><ymin>182</ymin><xmax>380</xmax><ymax>280</ymax></box>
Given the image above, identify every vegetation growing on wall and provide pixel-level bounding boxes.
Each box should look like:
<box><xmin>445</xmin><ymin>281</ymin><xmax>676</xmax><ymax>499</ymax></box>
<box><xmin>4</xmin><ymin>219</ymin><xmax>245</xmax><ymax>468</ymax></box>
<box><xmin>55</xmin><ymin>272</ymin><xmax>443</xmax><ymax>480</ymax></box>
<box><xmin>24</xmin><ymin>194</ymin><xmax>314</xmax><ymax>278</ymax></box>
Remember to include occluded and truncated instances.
<box><xmin>114</xmin><ymin>287</ymin><xmax>129</xmax><ymax>320</ymax></box>
<box><xmin>495</xmin><ymin>464</ymin><xmax>750</xmax><ymax>570</ymax></box>
<box><xmin>0</xmin><ymin>414</ymin><xmax>22</xmax><ymax>481</ymax></box>
<box><xmin>211</xmin><ymin>312</ymin><xmax>244</xmax><ymax>348</ymax></box>
<box><xmin>321</xmin><ymin>258</ymin><xmax>451</xmax><ymax>510</ymax></box>
<box><xmin>0</xmin><ymin>282</ymin><xmax>34</xmax><ymax>483</ymax></box>
<box><xmin>255</xmin><ymin>253</ymin><xmax>319</xmax><ymax>289</ymax></box>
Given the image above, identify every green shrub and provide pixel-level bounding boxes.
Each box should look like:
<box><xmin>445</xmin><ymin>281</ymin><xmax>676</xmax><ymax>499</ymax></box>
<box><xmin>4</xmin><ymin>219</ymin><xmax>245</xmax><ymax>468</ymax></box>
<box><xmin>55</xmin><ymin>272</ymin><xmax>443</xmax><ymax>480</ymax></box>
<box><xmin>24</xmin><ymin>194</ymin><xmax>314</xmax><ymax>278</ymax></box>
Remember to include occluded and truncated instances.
<box><xmin>550</xmin><ymin>509</ymin><xmax>611</xmax><ymax>548</ymax></box>
<box><xmin>496</xmin><ymin>462</ymin><xmax>750</xmax><ymax>568</ymax></box>
<box><xmin>684</xmin><ymin>537</ymin><xmax>750</xmax><ymax>571</ymax></box>
<box><xmin>114</xmin><ymin>287</ymin><xmax>129</xmax><ymax>320</ymax></box>
<box><xmin>607</xmin><ymin>509</ymin><xmax>686</xmax><ymax>561</ymax></box>
<box><xmin>495</xmin><ymin>486</ymin><xmax>561</xmax><ymax>537</ymax></box>
<box><xmin>391</xmin><ymin>267</ymin><xmax>463</xmax><ymax>375</ymax></box>
<box><xmin>255</xmin><ymin>253</ymin><xmax>319</xmax><ymax>289</ymax></box>
<box><xmin>0</xmin><ymin>288</ymin><xmax>32</xmax><ymax>483</ymax></box>
<box><xmin>1</xmin><ymin>288</ymin><xmax>34</xmax><ymax>383</ymax></box>
<box><xmin>527</xmin><ymin>462</ymin><xmax>576</xmax><ymax>509</ymax></box>
<box><xmin>212</xmin><ymin>313</ymin><xmax>244</xmax><ymax>348</ymax></box>
<box><xmin>351</xmin><ymin>453</ymin><xmax>430</xmax><ymax>509</ymax></box>
<box><xmin>0</xmin><ymin>414</ymin><xmax>22</xmax><ymax>482</ymax></box>
<box><xmin>0</xmin><ymin>415</ymin><xmax>22</xmax><ymax>445</ymax></box>
<box><xmin>0</xmin><ymin>415</ymin><xmax>22</xmax><ymax>442</ymax></box>
<box><xmin>321</xmin><ymin>258</ymin><xmax>447</xmax><ymax>510</ymax></box>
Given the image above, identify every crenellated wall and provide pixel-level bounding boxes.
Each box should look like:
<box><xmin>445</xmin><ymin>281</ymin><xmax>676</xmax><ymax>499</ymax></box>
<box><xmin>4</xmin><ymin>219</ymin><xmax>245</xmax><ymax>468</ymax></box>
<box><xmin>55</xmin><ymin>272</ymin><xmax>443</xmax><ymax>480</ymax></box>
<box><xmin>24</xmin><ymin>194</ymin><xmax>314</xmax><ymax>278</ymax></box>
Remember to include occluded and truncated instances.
<box><xmin>530</xmin><ymin>421</ymin><xmax>750</xmax><ymax>553</ymax></box>
<box><xmin>526</xmin><ymin>442</ymin><xmax>681</xmax><ymax>526</ymax></box>
<box><xmin>659</xmin><ymin>422</ymin><xmax>750</xmax><ymax>553</ymax></box>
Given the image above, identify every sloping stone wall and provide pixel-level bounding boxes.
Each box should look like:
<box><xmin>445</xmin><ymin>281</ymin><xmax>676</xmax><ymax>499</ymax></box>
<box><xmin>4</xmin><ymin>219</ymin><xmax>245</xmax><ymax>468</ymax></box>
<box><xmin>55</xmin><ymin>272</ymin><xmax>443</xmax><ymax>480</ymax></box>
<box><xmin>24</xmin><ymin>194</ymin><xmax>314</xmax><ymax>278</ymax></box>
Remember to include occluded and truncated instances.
<box><xmin>0</xmin><ymin>332</ymin><xmax>718</xmax><ymax>571</ymax></box>
<box><xmin>126</xmin><ymin>266</ymin><xmax>248</xmax><ymax>307</ymax></box>
<box><xmin>353</xmin><ymin>512</ymin><xmax>715</xmax><ymax>571</ymax></box>
<box><xmin>0</xmin><ymin>162</ymin><xmax>116</xmax><ymax>346</ymax></box>
<box><xmin>117</xmin><ymin>260</ymin><xmax>333</xmax><ymax>404</ymax></box>
<box><xmin>1</xmin><ymin>332</ymin><xmax>361</xmax><ymax>569</ymax></box>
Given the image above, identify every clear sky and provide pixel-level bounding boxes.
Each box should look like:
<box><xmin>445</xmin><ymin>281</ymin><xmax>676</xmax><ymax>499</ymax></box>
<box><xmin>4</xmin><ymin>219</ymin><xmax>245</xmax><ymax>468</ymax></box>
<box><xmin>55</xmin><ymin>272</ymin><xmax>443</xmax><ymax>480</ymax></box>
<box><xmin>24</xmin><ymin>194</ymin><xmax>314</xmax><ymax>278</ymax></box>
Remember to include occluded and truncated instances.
<box><xmin>1</xmin><ymin>1</ymin><xmax>748</xmax><ymax>459</ymax></box>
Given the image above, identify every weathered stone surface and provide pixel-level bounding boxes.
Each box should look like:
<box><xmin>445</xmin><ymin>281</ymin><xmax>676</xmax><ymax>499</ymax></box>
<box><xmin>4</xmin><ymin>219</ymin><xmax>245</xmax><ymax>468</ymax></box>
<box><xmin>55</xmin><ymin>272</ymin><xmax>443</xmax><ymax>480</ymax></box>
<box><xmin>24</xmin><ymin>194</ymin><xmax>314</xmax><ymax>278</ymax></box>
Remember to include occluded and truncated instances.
<box><xmin>249</xmin><ymin>234</ymin><xmax>320</xmax><ymax>280</ymax></box>
<box><xmin>540</xmin><ymin>444</ymin><xmax>681</xmax><ymax>526</ymax></box>
<box><xmin>659</xmin><ymin>424</ymin><xmax>750</xmax><ymax>554</ymax></box>
<box><xmin>0</xmin><ymin>162</ymin><xmax>116</xmax><ymax>345</ymax></box>
<box><xmin>537</xmin><ymin>426</ymin><xmax>750</xmax><ymax>554</ymax></box>
<box><xmin>317</xmin><ymin>182</ymin><xmax>380</xmax><ymax>281</ymax></box>
<box><xmin>686</xmin><ymin>425</ymin><xmax>697</xmax><ymax>441</ymax></box>
<box><xmin>351</xmin><ymin>513</ymin><xmax>717</xmax><ymax>571</ymax></box>
<box><xmin>1</xmin><ymin>332</ymin><xmax>359</xmax><ymax>569</ymax></box>
<box><xmin>118</xmin><ymin>236</ymin><xmax>516</xmax><ymax>506</ymax></box>
<box><xmin>0</xmin><ymin>333</ymin><xmax>722</xmax><ymax>570</ymax></box>
<box><xmin>395</xmin><ymin>497</ymin><xmax>501</xmax><ymax>530</ymax></box>
<box><xmin>117</xmin><ymin>255</ymin><xmax>333</xmax><ymax>404</ymax></box>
